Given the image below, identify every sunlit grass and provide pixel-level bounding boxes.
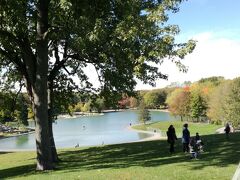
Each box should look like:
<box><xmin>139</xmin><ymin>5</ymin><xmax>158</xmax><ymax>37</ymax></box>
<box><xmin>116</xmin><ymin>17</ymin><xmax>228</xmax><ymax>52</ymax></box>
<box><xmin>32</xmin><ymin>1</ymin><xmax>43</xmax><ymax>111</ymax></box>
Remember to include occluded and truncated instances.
<box><xmin>133</xmin><ymin>120</ymin><xmax>222</xmax><ymax>137</ymax></box>
<box><xmin>0</xmin><ymin>131</ymin><xmax>239</xmax><ymax>180</ymax></box>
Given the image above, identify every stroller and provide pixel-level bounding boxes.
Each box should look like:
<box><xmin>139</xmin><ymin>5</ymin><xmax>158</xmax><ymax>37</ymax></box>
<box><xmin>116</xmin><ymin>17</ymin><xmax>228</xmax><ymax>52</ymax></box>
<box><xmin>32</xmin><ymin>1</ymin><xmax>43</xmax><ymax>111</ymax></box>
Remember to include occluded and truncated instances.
<box><xmin>189</xmin><ymin>138</ymin><xmax>204</xmax><ymax>159</ymax></box>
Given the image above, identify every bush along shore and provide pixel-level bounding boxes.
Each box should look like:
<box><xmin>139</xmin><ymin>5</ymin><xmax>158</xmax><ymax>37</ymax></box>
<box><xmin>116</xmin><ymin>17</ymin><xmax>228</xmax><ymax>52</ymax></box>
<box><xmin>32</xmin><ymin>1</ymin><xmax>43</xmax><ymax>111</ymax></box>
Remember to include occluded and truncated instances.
<box><xmin>0</xmin><ymin>123</ymin><xmax>34</xmax><ymax>139</ymax></box>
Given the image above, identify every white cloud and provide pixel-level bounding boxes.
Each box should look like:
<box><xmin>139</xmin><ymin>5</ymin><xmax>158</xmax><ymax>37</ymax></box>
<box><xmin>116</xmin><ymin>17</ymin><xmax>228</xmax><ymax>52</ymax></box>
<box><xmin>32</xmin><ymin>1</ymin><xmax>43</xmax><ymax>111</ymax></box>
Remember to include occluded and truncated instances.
<box><xmin>136</xmin><ymin>31</ymin><xmax>240</xmax><ymax>90</ymax></box>
<box><xmin>81</xmin><ymin>31</ymin><xmax>240</xmax><ymax>91</ymax></box>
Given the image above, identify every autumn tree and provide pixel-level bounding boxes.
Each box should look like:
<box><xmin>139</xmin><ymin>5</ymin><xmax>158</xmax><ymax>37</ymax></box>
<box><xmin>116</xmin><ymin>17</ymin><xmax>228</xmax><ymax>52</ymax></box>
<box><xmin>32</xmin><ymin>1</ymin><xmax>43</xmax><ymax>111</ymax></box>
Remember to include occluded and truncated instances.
<box><xmin>224</xmin><ymin>78</ymin><xmax>240</xmax><ymax>128</ymax></box>
<box><xmin>207</xmin><ymin>80</ymin><xmax>230</xmax><ymax>124</ymax></box>
<box><xmin>166</xmin><ymin>87</ymin><xmax>190</xmax><ymax>121</ymax></box>
<box><xmin>129</xmin><ymin>96</ymin><xmax>138</xmax><ymax>108</ymax></box>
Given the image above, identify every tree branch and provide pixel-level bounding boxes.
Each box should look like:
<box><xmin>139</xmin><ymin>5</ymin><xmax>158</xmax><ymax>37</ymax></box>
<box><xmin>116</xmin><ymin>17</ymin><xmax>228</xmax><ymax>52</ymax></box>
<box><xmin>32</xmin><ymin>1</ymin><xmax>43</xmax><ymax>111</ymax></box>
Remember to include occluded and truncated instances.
<box><xmin>48</xmin><ymin>39</ymin><xmax>68</xmax><ymax>81</ymax></box>
<box><xmin>93</xmin><ymin>64</ymin><xmax>103</xmax><ymax>87</ymax></box>
<box><xmin>0</xmin><ymin>30</ymin><xmax>22</xmax><ymax>47</ymax></box>
<box><xmin>63</xmin><ymin>62</ymin><xmax>80</xmax><ymax>76</ymax></box>
<box><xmin>0</xmin><ymin>48</ymin><xmax>25</xmax><ymax>74</ymax></box>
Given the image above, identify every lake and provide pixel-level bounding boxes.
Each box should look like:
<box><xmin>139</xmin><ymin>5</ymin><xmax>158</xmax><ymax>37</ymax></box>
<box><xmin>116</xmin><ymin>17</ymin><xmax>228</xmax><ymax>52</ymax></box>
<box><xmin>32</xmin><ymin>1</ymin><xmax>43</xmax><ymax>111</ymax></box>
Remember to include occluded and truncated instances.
<box><xmin>0</xmin><ymin>110</ymin><xmax>176</xmax><ymax>150</ymax></box>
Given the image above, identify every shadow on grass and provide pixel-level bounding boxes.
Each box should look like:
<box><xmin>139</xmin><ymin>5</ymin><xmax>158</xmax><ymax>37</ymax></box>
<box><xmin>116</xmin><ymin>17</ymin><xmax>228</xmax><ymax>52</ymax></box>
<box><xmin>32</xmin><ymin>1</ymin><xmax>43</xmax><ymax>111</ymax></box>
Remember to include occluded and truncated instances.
<box><xmin>0</xmin><ymin>164</ymin><xmax>36</xmax><ymax>179</ymax></box>
<box><xmin>1</xmin><ymin>132</ymin><xmax>240</xmax><ymax>178</ymax></box>
<box><xmin>57</xmin><ymin>132</ymin><xmax>240</xmax><ymax>173</ymax></box>
<box><xmin>0</xmin><ymin>151</ymin><xmax>12</xmax><ymax>155</ymax></box>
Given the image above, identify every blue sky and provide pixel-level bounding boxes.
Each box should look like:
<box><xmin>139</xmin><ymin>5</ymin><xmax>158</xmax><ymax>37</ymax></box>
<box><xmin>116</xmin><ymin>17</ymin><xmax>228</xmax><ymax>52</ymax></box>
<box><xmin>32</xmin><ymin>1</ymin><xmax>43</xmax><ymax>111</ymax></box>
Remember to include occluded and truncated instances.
<box><xmin>136</xmin><ymin>0</ymin><xmax>240</xmax><ymax>89</ymax></box>
<box><xmin>169</xmin><ymin>0</ymin><xmax>240</xmax><ymax>38</ymax></box>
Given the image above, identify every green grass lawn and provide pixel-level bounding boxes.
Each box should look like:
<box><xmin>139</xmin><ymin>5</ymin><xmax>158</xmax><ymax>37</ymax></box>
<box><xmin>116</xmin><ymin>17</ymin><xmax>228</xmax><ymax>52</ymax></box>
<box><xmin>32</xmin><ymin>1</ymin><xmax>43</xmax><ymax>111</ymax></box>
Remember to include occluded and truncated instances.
<box><xmin>133</xmin><ymin>120</ymin><xmax>223</xmax><ymax>137</ymax></box>
<box><xmin>0</xmin><ymin>130</ymin><xmax>240</xmax><ymax>180</ymax></box>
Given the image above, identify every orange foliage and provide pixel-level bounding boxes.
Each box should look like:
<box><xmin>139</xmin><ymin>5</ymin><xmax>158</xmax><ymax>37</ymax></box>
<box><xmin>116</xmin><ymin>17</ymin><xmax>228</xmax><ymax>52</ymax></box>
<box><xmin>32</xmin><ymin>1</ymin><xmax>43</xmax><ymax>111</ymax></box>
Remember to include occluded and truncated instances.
<box><xmin>183</xmin><ymin>86</ymin><xmax>190</xmax><ymax>92</ymax></box>
<box><xmin>202</xmin><ymin>87</ymin><xmax>209</xmax><ymax>94</ymax></box>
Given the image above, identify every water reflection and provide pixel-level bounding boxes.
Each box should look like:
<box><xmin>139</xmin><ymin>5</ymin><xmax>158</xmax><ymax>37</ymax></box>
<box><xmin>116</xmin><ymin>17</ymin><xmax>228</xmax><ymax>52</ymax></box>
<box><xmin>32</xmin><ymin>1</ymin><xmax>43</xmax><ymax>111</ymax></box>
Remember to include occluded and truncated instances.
<box><xmin>16</xmin><ymin>135</ymin><xmax>29</xmax><ymax>147</ymax></box>
<box><xmin>137</xmin><ymin>132</ymin><xmax>152</xmax><ymax>140</ymax></box>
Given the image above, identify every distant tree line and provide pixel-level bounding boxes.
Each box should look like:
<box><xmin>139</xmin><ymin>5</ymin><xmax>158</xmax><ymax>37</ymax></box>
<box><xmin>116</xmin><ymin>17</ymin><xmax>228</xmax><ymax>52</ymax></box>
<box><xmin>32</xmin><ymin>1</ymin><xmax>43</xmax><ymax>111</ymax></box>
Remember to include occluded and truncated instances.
<box><xmin>2</xmin><ymin>76</ymin><xmax>240</xmax><ymax>129</ymax></box>
<box><xmin>0</xmin><ymin>86</ymin><xmax>169</xmax><ymax>125</ymax></box>
<box><xmin>166</xmin><ymin>76</ymin><xmax>240</xmax><ymax>128</ymax></box>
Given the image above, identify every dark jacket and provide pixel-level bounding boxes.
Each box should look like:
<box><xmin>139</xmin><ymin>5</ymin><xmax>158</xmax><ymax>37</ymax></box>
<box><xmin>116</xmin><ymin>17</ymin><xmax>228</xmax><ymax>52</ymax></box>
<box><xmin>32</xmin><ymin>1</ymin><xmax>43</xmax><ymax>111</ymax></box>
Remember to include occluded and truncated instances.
<box><xmin>167</xmin><ymin>128</ymin><xmax>177</xmax><ymax>144</ymax></box>
<box><xmin>224</xmin><ymin>124</ymin><xmax>230</xmax><ymax>134</ymax></box>
<box><xmin>182</xmin><ymin>128</ymin><xmax>190</xmax><ymax>143</ymax></box>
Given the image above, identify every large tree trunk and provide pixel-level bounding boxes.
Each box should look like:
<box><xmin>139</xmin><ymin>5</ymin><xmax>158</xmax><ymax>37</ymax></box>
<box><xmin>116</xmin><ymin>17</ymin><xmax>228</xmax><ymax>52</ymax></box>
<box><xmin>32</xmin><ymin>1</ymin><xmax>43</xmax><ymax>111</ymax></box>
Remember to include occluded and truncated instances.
<box><xmin>33</xmin><ymin>86</ymin><xmax>53</xmax><ymax>170</ymax></box>
<box><xmin>34</xmin><ymin>0</ymin><xmax>53</xmax><ymax>170</ymax></box>
<box><xmin>48</xmin><ymin>81</ymin><xmax>59</xmax><ymax>163</ymax></box>
<box><xmin>48</xmin><ymin>117</ymin><xmax>59</xmax><ymax>162</ymax></box>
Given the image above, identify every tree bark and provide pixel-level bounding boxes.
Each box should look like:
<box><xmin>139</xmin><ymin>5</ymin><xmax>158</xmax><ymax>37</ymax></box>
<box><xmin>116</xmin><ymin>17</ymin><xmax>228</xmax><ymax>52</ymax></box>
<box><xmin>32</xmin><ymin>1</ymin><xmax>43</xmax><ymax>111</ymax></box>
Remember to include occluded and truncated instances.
<box><xmin>48</xmin><ymin>116</ymin><xmax>59</xmax><ymax>163</ymax></box>
<box><xmin>33</xmin><ymin>85</ymin><xmax>53</xmax><ymax>170</ymax></box>
<box><xmin>34</xmin><ymin>0</ymin><xmax>53</xmax><ymax>170</ymax></box>
<box><xmin>48</xmin><ymin>81</ymin><xmax>59</xmax><ymax>163</ymax></box>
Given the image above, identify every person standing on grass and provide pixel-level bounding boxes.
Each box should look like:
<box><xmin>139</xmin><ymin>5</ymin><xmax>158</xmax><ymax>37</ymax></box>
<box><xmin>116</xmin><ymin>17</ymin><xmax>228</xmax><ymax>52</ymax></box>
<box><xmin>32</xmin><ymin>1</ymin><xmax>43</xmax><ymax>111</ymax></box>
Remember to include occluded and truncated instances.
<box><xmin>167</xmin><ymin>125</ymin><xmax>178</xmax><ymax>153</ymax></box>
<box><xmin>224</xmin><ymin>123</ymin><xmax>230</xmax><ymax>139</ymax></box>
<box><xmin>182</xmin><ymin>123</ymin><xmax>190</xmax><ymax>153</ymax></box>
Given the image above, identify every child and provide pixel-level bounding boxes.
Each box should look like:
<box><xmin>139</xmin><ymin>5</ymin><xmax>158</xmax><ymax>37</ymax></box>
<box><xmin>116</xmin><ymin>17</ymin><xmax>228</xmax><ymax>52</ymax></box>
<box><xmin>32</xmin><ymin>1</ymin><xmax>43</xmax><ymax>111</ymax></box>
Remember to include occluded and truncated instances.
<box><xmin>195</xmin><ymin>132</ymin><xmax>204</xmax><ymax>152</ymax></box>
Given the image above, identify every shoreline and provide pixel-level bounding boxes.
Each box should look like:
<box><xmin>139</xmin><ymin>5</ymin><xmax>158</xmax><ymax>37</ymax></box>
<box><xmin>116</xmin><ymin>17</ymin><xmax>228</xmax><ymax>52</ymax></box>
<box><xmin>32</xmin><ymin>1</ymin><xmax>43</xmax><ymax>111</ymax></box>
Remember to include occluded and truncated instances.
<box><xmin>57</xmin><ymin>112</ymin><xmax>104</xmax><ymax>119</ymax></box>
<box><xmin>127</xmin><ymin>124</ymin><xmax>166</xmax><ymax>141</ymax></box>
<box><xmin>57</xmin><ymin>109</ymin><xmax>127</xmax><ymax>119</ymax></box>
<box><xmin>0</xmin><ymin>129</ymin><xmax>35</xmax><ymax>140</ymax></box>
<box><xmin>148</xmin><ymin>109</ymin><xmax>169</xmax><ymax>112</ymax></box>
<box><xmin>33</xmin><ymin>108</ymin><xmax>169</xmax><ymax>120</ymax></box>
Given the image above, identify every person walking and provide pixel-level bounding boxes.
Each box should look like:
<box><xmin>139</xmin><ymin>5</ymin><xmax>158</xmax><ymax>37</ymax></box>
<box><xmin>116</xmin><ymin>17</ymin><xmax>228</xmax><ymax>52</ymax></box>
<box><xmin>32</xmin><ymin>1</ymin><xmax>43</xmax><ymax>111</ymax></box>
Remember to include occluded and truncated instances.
<box><xmin>182</xmin><ymin>123</ymin><xmax>190</xmax><ymax>153</ymax></box>
<box><xmin>224</xmin><ymin>123</ymin><xmax>231</xmax><ymax>139</ymax></box>
<box><xmin>167</xmin><ymin>125</ymin><xmax>178</xmax><ymax>153</ymax></box>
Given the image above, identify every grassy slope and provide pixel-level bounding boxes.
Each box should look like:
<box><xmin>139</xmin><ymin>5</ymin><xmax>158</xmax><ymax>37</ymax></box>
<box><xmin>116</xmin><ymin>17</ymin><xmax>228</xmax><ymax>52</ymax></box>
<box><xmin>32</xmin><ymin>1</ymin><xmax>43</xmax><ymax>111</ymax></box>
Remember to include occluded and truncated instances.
<box><xmin>0</xmin><ymin>131</ymin><xmax>240</xmax><ymax>180</ymax></box>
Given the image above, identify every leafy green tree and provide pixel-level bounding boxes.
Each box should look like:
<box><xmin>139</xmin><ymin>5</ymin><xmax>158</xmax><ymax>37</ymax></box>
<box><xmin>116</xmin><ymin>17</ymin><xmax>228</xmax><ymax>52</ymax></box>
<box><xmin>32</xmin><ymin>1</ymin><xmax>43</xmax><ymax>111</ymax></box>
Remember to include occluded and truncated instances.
<box><xmin>0</xmin><ymin>92</ymin><xmax>12</xmax><ymax>122</ymax></box>
<box><xmin>138</xmin><ymin>101</ymin><xmax>151</xmax><ymax>124</ymax></box>
<box><xmin>190</xmin><ymin>90</ymin><xmax>207</xmax><ymax>122</ymax></box>
<box><xmin>141</xmin><ymin>89</ymin><xmax>167</xmax><ymax>109</ymax></box>
<box><xmin>143</xmin><ymin>91</ymin><xmax>159</xmax><ymax>109</ymax></box>
<box><xmin>16</xmin><ymin>95</ymin><xmax>29</xmax><ymax>126</ymax></box>
<box><xmin>154</xmin><ymin>89</ymin><xmax>168</xmax><ymax>108</ymax></box>
<box><xmin>0</xmin><ymin>89</ymin><xmax>26</xmax><ymax>123</ymax></box>
<box><xmin>0</xmin><ymin>0</ymin><xmax>195</xmax><ymax>170</ymax></box>
<box><xmin>94</xmin><ymin>97</ymin><xmax>105</xmax><ymax>113</ymax></box>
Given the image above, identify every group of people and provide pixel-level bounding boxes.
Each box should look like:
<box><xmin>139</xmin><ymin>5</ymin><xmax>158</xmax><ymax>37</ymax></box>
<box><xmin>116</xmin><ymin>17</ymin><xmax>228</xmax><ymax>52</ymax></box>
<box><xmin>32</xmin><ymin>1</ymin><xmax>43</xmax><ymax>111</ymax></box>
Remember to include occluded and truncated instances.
<box><xmin>166</xmin><ymin>123</ymin><xmax>204</xmax><ymax>159</ymax></box>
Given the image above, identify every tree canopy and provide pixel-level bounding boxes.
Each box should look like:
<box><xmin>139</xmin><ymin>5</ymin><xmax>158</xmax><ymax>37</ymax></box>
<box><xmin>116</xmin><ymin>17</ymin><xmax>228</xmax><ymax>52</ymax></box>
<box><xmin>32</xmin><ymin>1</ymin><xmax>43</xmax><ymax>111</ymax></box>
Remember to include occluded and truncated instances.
<box><xmin>0</xmin><ymin>0</ymin><xmax>195</xmax><ymax>170</ymax></box>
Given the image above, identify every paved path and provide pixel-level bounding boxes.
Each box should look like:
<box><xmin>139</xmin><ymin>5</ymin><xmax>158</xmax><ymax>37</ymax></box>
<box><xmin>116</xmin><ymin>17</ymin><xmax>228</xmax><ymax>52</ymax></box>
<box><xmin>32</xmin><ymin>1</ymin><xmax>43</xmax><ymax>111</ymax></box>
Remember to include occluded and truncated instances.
<box><xmin>232</xmin><ymin>163</ymin><xmax>240</xmax><ymax>180</ymax></box>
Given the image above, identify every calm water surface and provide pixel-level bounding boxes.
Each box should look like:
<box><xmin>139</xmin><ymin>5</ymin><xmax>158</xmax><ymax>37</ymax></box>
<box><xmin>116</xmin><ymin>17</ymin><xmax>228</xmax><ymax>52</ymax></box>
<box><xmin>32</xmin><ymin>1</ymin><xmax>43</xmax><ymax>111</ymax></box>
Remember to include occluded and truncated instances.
<box><xmin>0</xmin><ymin>110</ymin><xmax>176</xmax><ymax>150</ymax></box>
